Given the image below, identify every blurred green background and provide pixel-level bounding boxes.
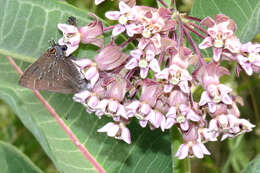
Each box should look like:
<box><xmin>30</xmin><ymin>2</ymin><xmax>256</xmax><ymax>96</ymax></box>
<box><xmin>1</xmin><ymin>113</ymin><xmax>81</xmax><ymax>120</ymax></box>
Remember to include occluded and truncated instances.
<box><xmin>0</xmin><ymin>0</ymin><xmax>260</xmax><ymax>173</ymax></box>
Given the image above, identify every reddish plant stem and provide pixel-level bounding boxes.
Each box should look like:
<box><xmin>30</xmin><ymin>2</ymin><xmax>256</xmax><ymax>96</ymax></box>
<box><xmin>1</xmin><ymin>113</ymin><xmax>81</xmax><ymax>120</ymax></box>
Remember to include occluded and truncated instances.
<box><xmin>157</xmin><ymin>0</ymin><xmax>168</xmax><ymax>8</ymax></box>
<box><xmin>189</xmin><ymin>93</ymin><xmax>194</xmax><ymax>108</ymax></box>
<box><xmin>184</xmin><ymin>15</ymin><xmax>201</xmax><ymax>22</ymax></box>
<box><xmin>158</xmin><ymin>50</ymin><xmax>165</xmax><ymax>65</ymax></box>
<box><xmin>120</xmin><ymin>36</ymin><xmax>136</xmax><ymax>48</ymax></box>
<box><xmin>177</xmin><ymin>15</ymin><xmax>184</xmax><ymax>47</ymax></box>
<box><xmin>7</xmin><ymin>56</ymin><xmax>105</xmax><ymax>173</ymax></box>
<box><xmin>184</xmin><ymin>23</ymin><xmax>206</xmax><ymax>39</ymax></box>
<box><xmin>188</xmin><ymin>22</ymin><xmax>208</xmax><ymax>35</ymax></box>
<box><xmin>170</xmin><ymin>0</ymin><xmax>175</xmax><ymax>8</ymax></box>
<box><xmin>182</xmin><ymin>28</ymin><xmax>206</xmax><ymax>66</ymax></box>
<box><xmin>171</xmin><ymin>30</ymin><xmax>177</xmax><ymax>41</ymax></box>
<box><xmin>103</xmin><ymin>25</ymin><xmax>115</xmax><ymax>32</ymax></box>
<box><xmin>126</xmin><ymin>68</ymin><xmax>137</xmax><ymax>80</ymax></box>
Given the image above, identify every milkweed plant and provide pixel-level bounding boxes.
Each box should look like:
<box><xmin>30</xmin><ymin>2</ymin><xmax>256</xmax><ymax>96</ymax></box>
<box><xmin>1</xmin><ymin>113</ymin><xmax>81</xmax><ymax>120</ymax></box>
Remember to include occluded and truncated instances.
<box><xmin>57</xmin><ymin>0</ymin><xmax>258</xmax><ymax>160</ymax></box>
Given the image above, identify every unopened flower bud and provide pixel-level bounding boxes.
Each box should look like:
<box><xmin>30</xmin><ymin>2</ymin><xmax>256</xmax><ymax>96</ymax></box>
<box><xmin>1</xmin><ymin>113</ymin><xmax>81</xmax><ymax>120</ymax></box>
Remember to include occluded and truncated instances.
<box><xmin>95</xmin><ymin>44</ymin><xmax>128</xmax><ymax>71</ymax></box>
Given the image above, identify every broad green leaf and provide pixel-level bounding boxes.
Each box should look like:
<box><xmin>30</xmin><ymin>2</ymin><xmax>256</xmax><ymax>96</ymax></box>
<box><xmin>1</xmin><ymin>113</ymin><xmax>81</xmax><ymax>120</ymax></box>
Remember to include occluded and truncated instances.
<box><xmin>157</xmin><ymin>0</ymin><xmax>173</xmax><ymax>8</ymax></box>
<box><xmin>0</xmin><ymin>141</ymin><xmax>43</xmax><ymax>173</ymax></box>
<box><xmin>241</xmin><ymin>155</ymin><xmax>260</xmax><ymax>173</ymax></box>
<box><xmin>190</xmin><ymin>0</ymin><xmax>260</xmax><ymax>57</ymax></box>
<box><xmin>0</xmin><ymin>0</ymin><xmax>171</xmax><ymax>173</ymax></box>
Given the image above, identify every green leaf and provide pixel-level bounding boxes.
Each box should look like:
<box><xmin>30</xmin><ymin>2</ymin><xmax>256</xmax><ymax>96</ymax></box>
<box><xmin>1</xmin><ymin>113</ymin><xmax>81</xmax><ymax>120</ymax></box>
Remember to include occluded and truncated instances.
<box><xmin>241</xmin><ymin>155</ymin><xmax>260</xmax><ymax>173</ymax></box>
<box><xmin>191</xmin><ymin>0</ymin><xmax>260</xmax><ymax>42</ymax></box>
<box><xmin>0</xmin><ymin>141</ymin><xmax>43</xmax><ymax>173</ymax></box>
<box><xmin>0</xmin><ymin>0</ymin><xmax>171</xmax><ymax>173</ymax></box>
<box><xmin>157</xmin><ymin>0</ymin><xmax>172</xmax><ymax>8</ymax></box>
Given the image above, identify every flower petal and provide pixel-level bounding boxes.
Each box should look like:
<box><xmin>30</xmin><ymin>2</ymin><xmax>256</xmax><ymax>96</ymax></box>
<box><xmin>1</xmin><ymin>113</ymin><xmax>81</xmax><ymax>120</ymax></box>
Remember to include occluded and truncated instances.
<box><xmin>125</xmin><ymin>58</ymin><xmax>138</xmax><ymax>69</ymax></box>
<box><xmin>108</xmin><ymin>100</ymin><xmax>119</xmax><ymax>112</ymax></box>
<box><xmin>119</xmin><ymin>1</ymin><xmax>131</xmax><ymax>14</ymax></box>
<box><xmin>208</xmin><ymin>102</ymin><xmax>217</xmax><ymax>113</ymax></box>
<box><xmin>107</xmin><ymin>124</ymin><xmax>120</xmax><ymax>137</ymax></box>
<box><xmin>180</xmin><ymin>121</ymin><xmax>189</xmax><ymax>131</ymax></box>
<box><xmin>213</xmin><ymin>47</ymin><xmax>222</xmax><ymax>62</ymax></box>
<box><xmin>130</xmin><ymin>49</ymin><xmax>143</xmax><ymax>59</ymax></box>
<box><xmin>140</xmin><ymin>67</ymin><xmax>149</xmax><ymax>79</ymax></box>
<box><xmin>199</xmin><ymin>91</ymin><xmax>211</xmax><ymax>106</ymax></box>
<box><xmin>192</xmin><ymin>143</ymin><xmax>204</xmax><ymax>158</ymax></box>
<box><xmin>165</xmin><ymin>117</ymin><xmax>175</xmax><ymax>129</ymax></box>
<box><xmin>95</xmin><ymin>0</ymin><xmax>105</xmax><ymax>5</ymax></box>
<box><xmin>105</xmin><ymin>11</ymin><xmax>121</xmax><ymax>20</ymax></box>
<box><xmin>97</xmin><ymin>122</ymin><xmax>114</xmax><ymax>132</ymax></box>
<box><xmin>176</xmin><ymin>144</ymin><xmax>189</xmax><ymax>159</ymax></box>
<box><xmin>164</xmin><ymin>84</ymin><xmax>173</xmax><ymax>93</ymax></box>
<box><xmin>112</xmin><ymin>24</ymin><xmax>126</xmax><ymax>36</ymax></box>
<box><xmin>58</xmin><ymin>24</ymin><xmax>78</xmax><ymax>34</ymax></box>
<box><xmin>149</xmin><ymin>59</ymin><xmax>160</xmax><ymax>73</ymax></box>
<box><xmin>120</xmin><ymin>127</ymin><xmax>131</xmax><ymax>144</ymax></box>
<box><xmin>73</xmin><ymin>90</ymin><xmax>91</xmax><ymax>103</ymax></box>
<box><xmin>199</xmin><ymin>37</ymin><xmax>213</xmax><ymax>49</ymax></box>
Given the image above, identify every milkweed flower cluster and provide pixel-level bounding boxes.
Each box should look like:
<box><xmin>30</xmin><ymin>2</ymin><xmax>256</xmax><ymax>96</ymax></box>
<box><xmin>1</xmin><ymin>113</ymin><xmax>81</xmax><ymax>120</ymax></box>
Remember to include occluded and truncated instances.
<box><xmin>57</xmin><ymin>1</ymin><xmax>258</xmax><ymax>159</ymax></box>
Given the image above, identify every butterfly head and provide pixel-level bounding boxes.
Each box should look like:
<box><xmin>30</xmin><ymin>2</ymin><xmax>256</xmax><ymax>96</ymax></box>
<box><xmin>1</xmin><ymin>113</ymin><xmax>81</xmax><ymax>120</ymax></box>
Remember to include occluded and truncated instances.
<box><xmin>48</xmin><ymin>40</ymin><xmax>68</xmax><ymax>59</ymax></box>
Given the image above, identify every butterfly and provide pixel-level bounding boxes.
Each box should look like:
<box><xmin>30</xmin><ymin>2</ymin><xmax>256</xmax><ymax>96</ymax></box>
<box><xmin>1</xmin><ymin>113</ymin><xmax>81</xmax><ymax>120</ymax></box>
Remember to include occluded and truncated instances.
<box><xmin>19</xmin><ymin>41</ymin><xmax>90</xmax><ymax>94</ymax></box>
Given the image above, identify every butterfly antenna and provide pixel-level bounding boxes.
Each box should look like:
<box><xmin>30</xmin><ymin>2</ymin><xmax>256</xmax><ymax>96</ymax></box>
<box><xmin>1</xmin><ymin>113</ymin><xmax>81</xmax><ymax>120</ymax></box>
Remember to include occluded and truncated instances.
<box><xmin>67</xmin><ymin>16</ymin><xmax>77</xmax><ymax>26</ymax></box>
<box><xmin>48</xmin><ymin>39</ymin><xmax>57</xmax><ymax>47</ymax></box>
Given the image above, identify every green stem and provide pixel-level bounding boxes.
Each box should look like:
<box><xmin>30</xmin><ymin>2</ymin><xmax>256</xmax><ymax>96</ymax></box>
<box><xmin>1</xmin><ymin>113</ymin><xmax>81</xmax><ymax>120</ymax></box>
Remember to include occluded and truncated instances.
<box><xmin>222</xmin><ymin>135</ymin><xmax>244</xmax><ymax>173</ymax></box>
<box><xmin>242</xmin><ymin>74</ymin><xmax>260</xmax><ymax>124</ymax></box>
<box><xmin>184</xmin><ymin>158</ymin><xmax>191</xmax><ymax>173</ymax></box>
<box><xmin>171</xmin><ymin>126</ymin><xmax>187</xmax><ymax>173</ymax></box>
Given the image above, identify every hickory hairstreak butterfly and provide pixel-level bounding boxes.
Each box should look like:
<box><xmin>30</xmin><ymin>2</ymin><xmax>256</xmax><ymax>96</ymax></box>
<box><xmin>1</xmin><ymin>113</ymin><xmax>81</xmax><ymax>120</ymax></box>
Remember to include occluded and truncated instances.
<box><xmin>19</xmin><ymin>41</ymin><xmax>90</xmax><ymax>93</ymax></box>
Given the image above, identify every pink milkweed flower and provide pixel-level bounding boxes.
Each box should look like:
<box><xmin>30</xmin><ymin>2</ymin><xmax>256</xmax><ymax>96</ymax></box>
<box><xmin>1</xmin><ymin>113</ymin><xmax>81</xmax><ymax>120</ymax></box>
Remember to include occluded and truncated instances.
<box><xmin>58</xmin><ymin>23</ymin><xmax>81</xmax><ymax>56</ymax></box>
<box><xmin>149</xmin><ymin>110</ymin><xmax>164</xmax><ymax>130</ymax></box>
<box><xmin>98</xmin><ymin>121</ymin><xmax>131</xmax><ymax>144</ymax></box>
<box><xmin>73</xmin><ymin>90</ymin><xmax>100</xmax><ymax>113</ymax></box>
<box><xmin>73</xmin><ymin>90</ymin><xmax>91</xmax><ymax>104</ymax></box>
<box><xmin>211</xmin><ymin>115</ymin><xmax>255</xmax><ymax>141</ymax></box>
<box><xmin>199</xmin><ymin>14</ymin><xmax>237</xmax><ymax>62</ymax></box>
<box><xmin>198</xmin><ymin>128</ymin><xmax>218</xmax><ymax>142</ymax></box>
<box><xmin>73</xmin><ymin>59</ymin><xmax>99</xmax><ymax>88</ymax></box>
<box><xmin>126</xmin><ymin>82</ymin><xmax>162</xmax><ymax>128</ymax></box>
<box><xmin>164</xmin><ymin>104</ymin><xmax>200</xmax><ymax>131</ymax></box>
<box><xmin>237</xmin><ymin>42</ymin><xmax>260</xmax><ymax>75</ymax></box>
<box><xmin>176</xmin><ymin>125</ymin><xmax>210</xmax><ymax>159</ymax></box>
<box><xmin>125</xmin><ymin>49</ymin><xmax>160</xmax><ymax>78</ymax></box>
<box><xmin>137</xmin><ymin>10</ymin><xmax>166</xmax><ymax>50</ymax></box>
<box><xmin>176</xmin><ymin>141</ymin><xmax>210</xmax><ymax>159</ymax></box>
<box><xmin>208</xmin><ymin>113</ymin><xmax>248</xmax><ymax>141</ymax></box>
<box><xmin>95</xmin><ymin>76</ymin><xmax>128</xmax><ymax>120</ymax></box>
<box><xmin>105</xmin><ymin>1</ymin><xmax>137</xmax><ymax>36</ymax></box>
<box><xmin>79</xmin><ymin>14</ymin><xmax>104</xmax><ymax>48</ymax></box>
<box><xmin>156</xmin><ymin>64</ymin><xmax>192</xmax><ymax>94</ymax></box>
<box><xmin>199</xmin><ymin>84</ymin><xmax>233</xmax><ymax>113</ymax></box>
<box><xmin>126</xmin><ymin>100</ymin><xmax>152</xmax><ymax>127</ymax></box>
<box><xmin>95</xmin><ymin>99</ymin><xmax>128</xmax><ymax>120</ymax></box>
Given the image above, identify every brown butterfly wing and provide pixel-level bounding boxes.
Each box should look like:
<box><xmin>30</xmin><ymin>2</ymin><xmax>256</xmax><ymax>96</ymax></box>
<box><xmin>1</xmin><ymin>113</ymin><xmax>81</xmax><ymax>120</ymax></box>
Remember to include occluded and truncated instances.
<box><xmin>54</xmin><ymin>57</ymin><xmax>89</xmax><ymax>93</ymax></box>
<box><xmin>19</xmin><ymin>52</ymin><xmax>88</xmax><ymax>93</ymax></box>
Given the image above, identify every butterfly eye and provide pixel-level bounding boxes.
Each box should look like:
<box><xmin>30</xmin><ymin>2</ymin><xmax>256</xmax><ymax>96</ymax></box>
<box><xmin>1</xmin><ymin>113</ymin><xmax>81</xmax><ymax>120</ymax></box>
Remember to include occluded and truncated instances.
<box><xmin>50</xmin><ymin>48</ymin><xmax>56</xmax><ymax>54</ymax></box>
<box><xmin>61</xmin><ymin>45</ymin><xmax>68</xmax><ymax>51</ymax></box>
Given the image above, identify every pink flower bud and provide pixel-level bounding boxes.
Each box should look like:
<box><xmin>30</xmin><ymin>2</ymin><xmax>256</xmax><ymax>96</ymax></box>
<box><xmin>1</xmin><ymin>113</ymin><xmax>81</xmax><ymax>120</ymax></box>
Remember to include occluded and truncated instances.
<box><xmin>94</xmin><ymin>44</ymin><xmax>128</xmax><ymax>71</ymax></box>
<box><xmin>79</xmin><ymin>14</ymin><xmax>104</xmax><ymax>48</ymax></box>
